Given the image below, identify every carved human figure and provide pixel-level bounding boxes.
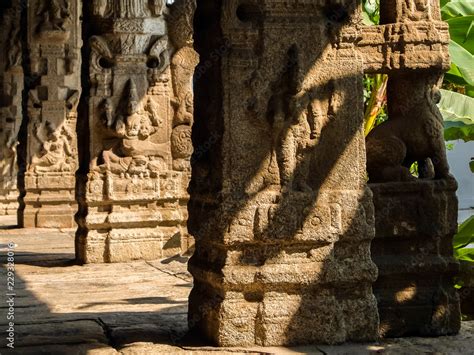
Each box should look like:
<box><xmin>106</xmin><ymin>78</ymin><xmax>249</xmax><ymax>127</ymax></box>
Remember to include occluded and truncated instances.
<box><xmin>30</xmin><ymin>123</ymin><xmax>76</xmax><ymax>173</ymax></box>
<box><xmin>99</xmin><ymin>80</ymin><xmax>168</xmax><ymax>175</ymax></box>
<box><xmin>36</xmin><ymin>0</ymin><xmax>72</xmax><ymax>32</ymax></box>
<box><xmin>6</xmin><ymin>12</ymin><xmax>22</xmax><ymax>69</ymax></box>
<box><xmin>403</xmin><ymin>0</ymin><xmax>432</xmax><ymax>20</ymax></box>
<box><xmin>266</xmin><ymin>46</ymin><xmax>322</xmax><ymax>192</ymax></box>
<box><xmin>0</xmin><ymin>108</ymin><xmax>19</xmax><ymax>178</ymax></box>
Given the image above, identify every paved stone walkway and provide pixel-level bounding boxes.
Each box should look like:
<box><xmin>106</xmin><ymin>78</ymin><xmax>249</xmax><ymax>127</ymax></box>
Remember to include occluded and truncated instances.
<box><xmin>0</xmin><ymin>216</ymin><xmax>473</xmax><ymax>354</ymax></box>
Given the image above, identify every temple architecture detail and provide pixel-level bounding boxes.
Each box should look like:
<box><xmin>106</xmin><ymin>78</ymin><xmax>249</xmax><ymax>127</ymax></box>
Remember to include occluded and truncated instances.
<box><xmin>188</xmin><ymin>0</ymin><xmax>379</xmax><ymax>346</ymax></box>
<box><xmin>366</xmin><ymin>0</ymin><xmax>461</xmax><ymax>338</ymax></box>
<box><xmin>0</xmin><ymin>0</ymin><xmax>462</xmax><ymax>348</ymax></box>
<box><xmin>0</xmin><ymin>2</ymin><xmax>23</xmax><ymax>216</ymax></box>
<box><xmin>21</xmin><ymin>0</ymin><xmax>82</xmax><ymax>228</ymax></box>
<box><xmin>76</xmin><ymin>0</ymin><xmax>198</xmax><ymax>263</ymax></box>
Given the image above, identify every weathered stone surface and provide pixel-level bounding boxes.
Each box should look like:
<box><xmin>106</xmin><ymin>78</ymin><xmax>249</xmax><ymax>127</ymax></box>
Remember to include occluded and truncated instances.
<box><xmin>76</xmin><ymin>0</ymin><xmax>197</xmax><ymax>263</ymax></box>
<box><xmin>188</xmin><ymin>0</ymin><xmax>379</xmax><ymax>346</ymax></box>
<box><xmin>0</xmin><ymin>2</ymin><xmax>23</xmax><ymax>217</ymax></box>
<box><xmin>371</xmin><ymin>178</ymin><xmax>461</xmax><ymax>338</ymax></box>
<box><xmin>363</xmin><ymin>0</ymin><xmax>461</xmax><ymax>339</ymax></box>
<box><xmin>20</xmin><ymin>0</ymin><xmax>82</xmax><ymax>228</ymax></box>
<box><xmin>459</xmin><ymin>261</ymin><xmax>474</xmax><ymax>320</ymax></box>
<box><xmin>0</xmin><ymin>221</ymin><xmax>472</xmax><ymax>354</ymax></box>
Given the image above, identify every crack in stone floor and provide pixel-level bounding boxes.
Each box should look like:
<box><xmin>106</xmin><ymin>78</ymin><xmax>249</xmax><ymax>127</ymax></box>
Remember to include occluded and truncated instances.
<box><xmin>0</xmin><ymin>216</ymin><xmax>473</xmax><ymax>354</ymax></box>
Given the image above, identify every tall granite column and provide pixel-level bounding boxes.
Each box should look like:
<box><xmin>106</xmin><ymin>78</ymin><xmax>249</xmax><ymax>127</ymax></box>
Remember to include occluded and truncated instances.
<box><xmin>366</xmin><ymin>0</ymin><xmax>461</xmax><ymax>337</ymax></box>
<box><xmin>188</xmin><ymin>0</ymin><xmax>379</xmax><ymax>346</ymax></box>
<box><xmin>20</xmin><ymin>0</ymin><xmax>82</xmax><ymax>228</ymax></box>
<box><xmin>0</xmin><ymin>3</ymin><xmax>23</xmax><ymax>216</ymax></box>
<box><xmin>76</xmin><ymin>0</ymin><xmax>198</xmax><ymax>263</ymax></box>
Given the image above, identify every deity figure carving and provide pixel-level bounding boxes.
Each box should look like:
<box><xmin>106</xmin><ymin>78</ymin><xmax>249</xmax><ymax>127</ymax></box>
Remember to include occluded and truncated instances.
<box><xmin>96</xmin><ymin>80</ymin><xmax>168</xmax><ymax>176</ymax></box>
<box><xmin>366</xmin><ymin>74</ymin><xmax>450</xmax><ymax>182</ymax></box>
<box><xmin>403</xmin><ymin>0</ymin><xmax>433</xmax><ymax>20</ymax></box>
<box><xmin>266</xmin><ymin>46</ymin><xmax>335</xmax><ymax>193</ymax></box>
<box><xmin>30</xmin><ymin>122</ymin><xmax>77</xmax><ymax>173</ymax></box>
<box><xmin>78</xmin><ymin>0</ymin><xmax>197</xmax><ymax>263</ymax></box>
<box><xmin>36</xmin><ymin>0</ymin><xmax>72</xmax><ymax>32</ymax></box>
<box><xmin>2</xmin><ymin>8</ymin><xmax>22</xmax><ymax>70</ymax></box>
<box><xmin>0</xmin><ymin>109</ymin><xmax>19</xmax><ymax>178</ymax></box>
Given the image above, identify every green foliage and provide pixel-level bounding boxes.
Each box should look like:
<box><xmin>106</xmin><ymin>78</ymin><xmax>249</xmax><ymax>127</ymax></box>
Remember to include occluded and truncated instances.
<box><xmin>439</xmin><ymin>89</ymin><xmax>474</xmax><ymax>141</ymax></box>
<box><xmin>454</xmin><ymin>217</ymin><xmax>474</xmax><ymax>263</ymax></box>
<box><xmin>362</xmin><ymin>0</ymin><xmax>380</xmax><ymax>25</ymax></box>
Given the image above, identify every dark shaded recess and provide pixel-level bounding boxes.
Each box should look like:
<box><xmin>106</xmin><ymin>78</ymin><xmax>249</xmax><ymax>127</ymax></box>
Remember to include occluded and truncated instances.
<box><xmin>236</xmin><ymin>2</ymin><xmax>264</xmax><ymax>25</ymax></box>
<box><xmin>17</xmin><ymin>0</ymin><xmax>31</xmax><ymax>226</ymax></box>
<box><xmin>74</xmin><ymin>0</ymin><xmax>93</xmax><ymax>256</ymax></box>
<box><xmin>323</xmin><ymin>4</ymin><xmax>350</xmax><ymax>23</ymax></box>
<box><xmin>188</xmin><ymin>0</ymin><xmax>225</xmax><ymax>202</ymax></box>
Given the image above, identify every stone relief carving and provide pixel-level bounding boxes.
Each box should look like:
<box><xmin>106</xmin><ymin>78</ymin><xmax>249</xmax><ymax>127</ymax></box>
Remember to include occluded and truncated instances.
<box><xmin>366</xmin><ymin>74</ymin><xmax>449</xmax><ymax>183</ymax></box>
<box><xmin>264</xmin><ymin>46</ymin><xmax>337</xmax><ymax>192</ymax></box>
<box><xmin>21</xmin><ymin>0</ymin><xmax>82</xmax><ymax>228</ymax></box>
<box><xmin>78</xmin><ymin>0</ymin><xmax>198</xmax><ymax>263</ymax></box>
<box><xmin>30</xmin><ymin>121</ymin><xmax>77</xmax><ymax>173</ymax></box>
<box><xmin>0</xmin><ymin>108</ymin><xmax>19</xmax><ymax>178</ymax></box>
<box><xmin>0</xmin><ymin>2</ymin><xmax>23</xmax><ymax>215</ymax></box>
<box><xmin>36</xmin><ymin>0</ymin><xmax>73</xmax><ymax>33</ymax></box>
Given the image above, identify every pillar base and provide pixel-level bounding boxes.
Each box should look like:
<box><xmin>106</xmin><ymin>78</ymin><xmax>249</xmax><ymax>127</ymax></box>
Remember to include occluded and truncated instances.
<box><xmin>188</xmin><ymin>189</ymin><xmax>379</xmax><ymax>346</ymax></box>
<box><xmin>0</xmin><ymin>192</ymin><xmax>19</xmax><ymax>216</ymax></box>
<box><xmin>21</xmin><ymin>173</ymin><xmax>77</xmax><ymax>229</ymax></box>
<box><xmin>371</xmin><ymin>178</ymin><xmax>461</xmax><ymax>338</ymax></box>
<box><xmin>77</xmin><ymin>172</ymin><xmax>190</xmax><ymax>264</ymax></box>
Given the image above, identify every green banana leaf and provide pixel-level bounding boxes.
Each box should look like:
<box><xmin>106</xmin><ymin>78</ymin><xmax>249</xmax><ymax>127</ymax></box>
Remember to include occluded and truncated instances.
<box><xmin>439</xmin><ymin>89</ymin><xmax>474</xmax><ymax>124</ymax></box>
<box><xmin>442</xmin><ymin>0</ymin><xmax>474</xmax><ymax>20</ymax></box>
<box><xmin>446</xmin><ymin>16</ymin><xmax>474</xmax><ymax>54</ymax></box>
<box><xmin>454</xmin><ymin>216</ymin><xmax>474</xmax><ymax>262</ymax></box>
<box><xmin>448</xmin><ymin>40</ymin><xmax>474</xmax><ymax>86</ymax></box>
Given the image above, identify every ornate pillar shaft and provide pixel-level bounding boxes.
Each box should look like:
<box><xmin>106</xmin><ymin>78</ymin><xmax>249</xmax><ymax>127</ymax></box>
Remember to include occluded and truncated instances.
<box><xmin>76</xmin><ymin>0</ymin><xmax>197</xmax><ymax>263</ymax></box>
<box><xmin>0</xmin><ymin>3</ymin><xmax>23</xmax><ymax>217</ymax></box>
<box><xmin>366</xmin><ymin>0</ymin><xmax>461</xmax><ymax>337</ymax></box>
<box><xmin>188</xmin><ymin>0</ymin><xmax>379</xmax><ymax>346</ymax></box>
<box><xmin>21</xmin><ymin>0</ymin><xmax>82</xmax><ymax>228</ymax></box>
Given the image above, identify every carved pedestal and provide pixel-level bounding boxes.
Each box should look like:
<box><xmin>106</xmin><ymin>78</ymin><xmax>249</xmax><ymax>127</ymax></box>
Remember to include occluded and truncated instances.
<box><xmin>76</xmin><ymin>0</ymin><xmax>197</xmax><ymax>263</ymax></box>
<box><xmin>371</xmin><ymin>179</ymin><xmax>461</xmax><ymax>337</ymax></box>
<box><xmin>364</xmin><ymin>0</ymin><xmax>461</xmax><ymax>338</ymax></box>
<box><xmin>0</xmin><ymin>4</ymin><xmax>23</xmax><ymax>217</ymax></box>
<box><xmin>21</xmin><ymin>0</ymin><xmax>82</xmax><ymax>228</ymax></box>
<box><xmin>188</xmin><ymin>0</ymin><xmax>379</xmax><ymax>346</ymax></box>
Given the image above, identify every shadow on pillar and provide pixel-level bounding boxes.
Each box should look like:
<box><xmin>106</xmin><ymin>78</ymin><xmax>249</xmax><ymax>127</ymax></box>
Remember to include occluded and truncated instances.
<box><xmin>187</xmin><ymin>0</ymin><xmax>380</xmax><ymax>346</ymax></box>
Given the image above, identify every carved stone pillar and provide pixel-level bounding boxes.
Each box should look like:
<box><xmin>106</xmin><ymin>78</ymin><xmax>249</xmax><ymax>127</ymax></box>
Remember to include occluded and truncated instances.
<box><xmin>76</xmin><ymin>0</ymin><xmax>198</xmax><ymax>263</ymax></box>
<box><xmin>365</xmin><ymin>0</ymin><xmax>461</xmax><ymax>337</ymax></box>
<box><xmin>188</xmin><ymin>0</ymin><xmax>379</xmax><ymax>346</ymax></box>
<box><xmin>0</xmin><ymin>3</ymin><xmax>23</xmax><ymax>217</ymax></box>
<box><xmin>21</xmin><ymin>0</ymin><xmax>82</xmax><ymax>228</ymax></box>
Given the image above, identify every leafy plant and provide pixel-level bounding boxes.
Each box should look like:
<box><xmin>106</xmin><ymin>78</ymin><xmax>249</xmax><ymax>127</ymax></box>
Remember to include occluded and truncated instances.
<box><xmin>441</xmin><ymin>1</ymin><xmax>474</xmax><ymax>147</ymax></box>
<box><xmin>454</xmin><ymin>216</ymin><xmax>474</xmax><ymax>264</ymax></box>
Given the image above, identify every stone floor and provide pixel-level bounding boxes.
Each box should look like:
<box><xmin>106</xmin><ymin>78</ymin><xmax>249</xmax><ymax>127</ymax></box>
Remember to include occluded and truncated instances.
<box><xmin>0</xmin><ymin>215</ymin><xmax>473</xmax><ymax>354</ymax></box>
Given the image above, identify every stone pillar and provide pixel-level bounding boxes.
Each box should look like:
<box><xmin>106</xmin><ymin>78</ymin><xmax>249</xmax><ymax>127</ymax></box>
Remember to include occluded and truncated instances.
<box><xmin>20</xmin><ymin>0</ymin><xmax>82</xmax><ymax>228</ymax></box>
<box><xmin>0</xmin><ymin>3</ymin><xmax>23</xmax><ymax>217</ymax></box>
<box><xmin>188</xmin><ymin>0</ymin><xmax>379</xmax><ymax>346</ymax></box>
<box><xmin>76</xmin><ymin>0</ymin><xmax>198</xmax><ymax>263</ymax></box>
<box><xmin>370</xmin><ymin>180</ymin><xmax>461</xmax><ymax>337</ymax></box>
<box><xmin>366</xmin><ymin>0</ymin><xmax>461</xmax><ymax>338</ymax></box>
